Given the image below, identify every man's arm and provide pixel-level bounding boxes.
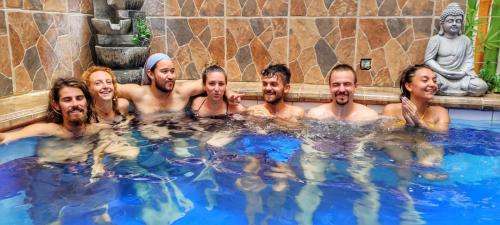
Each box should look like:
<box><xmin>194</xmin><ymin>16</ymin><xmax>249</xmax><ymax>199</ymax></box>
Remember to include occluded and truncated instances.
<box><xmin>0</xmin><ymin>123</ymin><xmax>58</xmax><ymax>144</ymax></box>
<box><xmin>117</xmin><ymin>83</ymin><xmax>143</xmax><ymax>102</ymax></box>
<box><xmin>178</xmin><ymin>79</ymin><xmax>204</xmax><ymax>97</ymax></box>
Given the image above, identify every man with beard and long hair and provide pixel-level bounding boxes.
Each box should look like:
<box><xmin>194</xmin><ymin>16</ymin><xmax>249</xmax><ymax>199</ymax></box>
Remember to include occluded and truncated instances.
<box><xmin>117</xmin><ymin>53</ymin><xmax>241</xmax><ymax>115</ymax></box>
<box><xmin>246</xmin><ymin>64</ymin><xmax>305</xmax><ymax>122</ymax></box>
<box><xmin>307</xmin><ymin>64</ymin><xmax>378</xmax><ymax>121</ymax></box>
<box><xmin>0</xmin><ymin>78</ymin><xmax>106</xmax><ymax>144</ymax></box>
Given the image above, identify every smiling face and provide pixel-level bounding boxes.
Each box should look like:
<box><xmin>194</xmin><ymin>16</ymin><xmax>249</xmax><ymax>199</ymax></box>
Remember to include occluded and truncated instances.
<box><xmin>405</xmin><ymin>68</ymin><xmax>438</xmax><ymax>101</ymax></box>
<box><xmin>54</xmin><ymin>87</ymin><xmax>88</xmax><ymax>125</ymax></box>
<box><xmin>149</xmin><ymin>59</ymin><xmax>176</xmax><ymax>93</ymax></box>
<box><xmin>205</xmin><ymin>71</ymin><xmax>226</xmax><ymax>102</ymax></box>
<box><xmin>88</xmin><ymin>71</ymin><xmax>114</xmax><ymax>102</ymax></box>
<box><xmin>442</xmin><ymin>15</ymin><xmax>463</xmax><ymax>36</ymax></box>
<box><xmin>261</xmin><ymin>74</ymin><xmax>289</xmax><ymax>105</ymax></box>
<box><xmin>329</xmin><ymin>70</ymin><xmax>356</xmax><ymax>106</ymax></box>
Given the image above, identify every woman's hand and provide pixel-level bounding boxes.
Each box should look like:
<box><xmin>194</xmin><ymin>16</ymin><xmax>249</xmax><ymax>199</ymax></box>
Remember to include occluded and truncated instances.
<box><xmin>401</xmin><ymin>97</ymin><xmax>418</xmax><ymax>126</ymax></box>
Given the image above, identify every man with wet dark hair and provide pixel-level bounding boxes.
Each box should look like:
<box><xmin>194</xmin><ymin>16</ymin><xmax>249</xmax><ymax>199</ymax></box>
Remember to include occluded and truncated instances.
<box><xmin>0</xmin><ymin>77</ymin><xmax>105</xmax><ymax>144</ymax></box>
<box><xmin>246</xmin><ymin>64</ymin><xmax>304</xmax><ymax>122</ymax></box>
<box><xmin>307</xmin><ymin>64</ymin><xmax>378</xmax><ymax>121</ymax></box>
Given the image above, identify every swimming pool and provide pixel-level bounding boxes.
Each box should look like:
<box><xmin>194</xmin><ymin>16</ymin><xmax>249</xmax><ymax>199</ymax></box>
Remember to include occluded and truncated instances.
<box><xmin>0</xmin><ymin>115</ymin><xmax>498</xmax><ymax>225</ymax></box>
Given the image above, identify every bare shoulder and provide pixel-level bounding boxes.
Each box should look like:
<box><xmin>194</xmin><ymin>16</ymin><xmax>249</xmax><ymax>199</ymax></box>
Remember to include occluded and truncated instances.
<box><xmin>354</xmin><ymin>103</ymin><xmax>378</xmax><ymax>120</ymax></box>
<box><xmin>246</xmin><ymin>104</ymin><xmax>267</xmax><ymax>116</ymax></box>
<box><xmin>175</xmin><ymin>79</ymin><xmax>203</xmax><ymax>97</ymax></box>
<box><xmin>247</xmin><ymin>104</ymin><xmax>263</xmax><ymax>111</ymax></box>
<box><xmin>190</xmin><ymin>96</ymin><xmax>205</xmax><ymax>110</ymax></box>
<box><xmin>88</xmin><ymin>123</ymin><xmax>111</xmax><ymax>135</ymax></box>
<box><xmin>117</xmin><ymin>98</ymin><xmax>130</xmax><ymax>116</ymax></box>
<box><xmin>289</xmin><ymin>104</ymin><xmax>305</xmax><ymax>118</ymax></box>
<box><xmin>306</xmin><ymin>103</ymin><xmax>330</xmax><ymax>119</ymax></box>
<box><xmin>383</xmin><ymin>103</ymin><xmax>402</xmax><ymax>116</ymax></box>
<box><xmin>118</xmin><ymin>83</ymin><xmax>147</xmax><ymax>100</ymax></box>
<box><xmin>229</xmin><ymin>103</ymin><xmax>246</xmax><ymax>113</ymax></box>
<box><xmin>430</xmin><ymin>105</ymin><xmax>449</xmax><ymax>120</ymax></box>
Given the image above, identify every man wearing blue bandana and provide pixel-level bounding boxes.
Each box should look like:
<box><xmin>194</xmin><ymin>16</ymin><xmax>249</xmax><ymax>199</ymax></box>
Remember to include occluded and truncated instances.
<box><xmin>117</xmin><ymin>53</ymin><xmax>241</xmax><ymax>114</ymax></box>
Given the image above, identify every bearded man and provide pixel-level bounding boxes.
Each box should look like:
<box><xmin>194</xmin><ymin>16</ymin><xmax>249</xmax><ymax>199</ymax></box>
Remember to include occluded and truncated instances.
<box><xmin>307</xmin><ymin>64</ymin><xmax>378</xmax><ymax>121</ymax></box>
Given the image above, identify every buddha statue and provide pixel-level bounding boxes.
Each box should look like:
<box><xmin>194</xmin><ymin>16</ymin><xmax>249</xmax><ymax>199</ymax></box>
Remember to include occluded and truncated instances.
<box><xmin>424</xmin><ymin>3</ymin><xmax>488</xmax><ymax>96</ymax></box>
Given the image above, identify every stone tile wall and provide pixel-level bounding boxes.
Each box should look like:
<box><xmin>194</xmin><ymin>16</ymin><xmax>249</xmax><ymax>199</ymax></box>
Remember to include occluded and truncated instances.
<box><xmin>0</xmin><ymin>0</ymin><xmax>93</xmax><ymax>98</ymax></box>
<box><xmin>0</xmin><ymin>0</ymin><xmax>468</xmax><ymax>98</ymax></box>
<box><xmin>141</xmin><ymin>0</ymin><xmax>466</xmax><ymax>85</ymax></box>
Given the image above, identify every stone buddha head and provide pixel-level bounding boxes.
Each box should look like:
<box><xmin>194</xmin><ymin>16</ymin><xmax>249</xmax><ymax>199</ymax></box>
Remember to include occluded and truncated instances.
<box><xmin>439</xmin><ymin>3</ymin><xmax>465</xmax><ymax>36</ymax></box>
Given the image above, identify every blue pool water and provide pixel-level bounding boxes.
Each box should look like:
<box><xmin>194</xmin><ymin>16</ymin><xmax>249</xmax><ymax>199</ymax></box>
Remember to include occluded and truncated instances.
<box><xmin>0</xmin><ymin>117</ymin><xmax>498</xmax><ymax>225</ymax></box>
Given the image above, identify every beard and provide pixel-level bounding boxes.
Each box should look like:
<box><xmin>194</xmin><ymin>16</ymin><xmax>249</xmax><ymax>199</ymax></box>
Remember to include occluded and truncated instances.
<box><xmin>66</xmin><ymin>106</ymin><xmax>87</xmax><ymax>126</ymax></box>
<box><xmin>155</xmin><ymin>80</ymin><xmax>174</xmax><ymax>93</ymax></box>
<box><xmin>334</xmin><ymin>91</ymin><xmax>350</xmax><ymax>106</ymax></box>
<box><xmin>264</xmin><ymin>91</ymin><xmax>283</xmax><ymax>105</ymax></box>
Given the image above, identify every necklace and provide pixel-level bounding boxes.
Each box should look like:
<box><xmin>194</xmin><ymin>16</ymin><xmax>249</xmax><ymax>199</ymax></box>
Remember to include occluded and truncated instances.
<box><xmin>419</xmin><ymin>107</ymin><xmax>429</xmax><ymax>120</ymax></box>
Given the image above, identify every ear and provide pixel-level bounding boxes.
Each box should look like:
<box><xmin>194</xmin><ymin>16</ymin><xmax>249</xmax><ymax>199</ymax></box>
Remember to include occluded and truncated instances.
<box><xmin>147</xmin><ymin>70</ymin><xmax>154</xmax><ymax>81</ymax></box>
<box><xmin>51</xmin><ymin>100</ymin><xmax>60</xmax><ymax>111</ymax></box>
<box><xmin>284</xmin><ymin>83</ymin><xmax>291</xmax><ymax>93</ymax></box>
<box><xmin>404</xmin><ymin>82</ymin><xmax>413</xmax><ymax>93</ymax></box>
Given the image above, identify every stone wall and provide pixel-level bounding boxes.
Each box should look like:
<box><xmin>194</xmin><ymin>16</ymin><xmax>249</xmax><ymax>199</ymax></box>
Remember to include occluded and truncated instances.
<box><xmin>0</xmin><ymin>0</ymin><xmax>467</xmax><ymax>98</ymax></box>
<box><xmin>0</xmin><ymin>0</ymin><xmax>94</xmax><ymax>98</ymax></box>
<box><xmin>142</xmin><ymin>0</ymin><xmax>466</xmax><ymax>86</ymax></box>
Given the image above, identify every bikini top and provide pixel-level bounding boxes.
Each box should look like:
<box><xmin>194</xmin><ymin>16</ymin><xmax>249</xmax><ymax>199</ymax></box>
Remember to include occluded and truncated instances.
<box><xmin>194</xmin><ymin>97</ymin><xmax>229</xmax><ymax>118</ymax></box>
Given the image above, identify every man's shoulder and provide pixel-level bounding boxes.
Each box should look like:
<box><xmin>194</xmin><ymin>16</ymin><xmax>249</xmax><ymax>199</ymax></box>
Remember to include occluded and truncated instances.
<box><xmin>288</xmin><ymin>104</ymin><xmax>305</xmax><ymax>113</ymax></box>
<box><xmin>306</xmin><ymin>103</ymin><xmax>331</xmax><ymax>118</ymax></box>
<box><xmin>247</xmin><ymin>104</ymin><xmax>265</xmax><ymax>111</ymax></box>
<box><xmin>355</xmin><ymin>103</ymin><xmax>378</xmax><ymax>115</ymax></box>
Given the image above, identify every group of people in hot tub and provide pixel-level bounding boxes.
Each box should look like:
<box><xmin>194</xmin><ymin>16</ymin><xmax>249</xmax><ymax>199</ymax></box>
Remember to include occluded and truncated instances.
<box><xmin>0</xmin><ymin>52</ymin><xmax>450</xmax><ymax>224</ymax></box>
<box><xmin>0</xmin><ymin>53</ymin><xmax>450</xmax><ymax>167</ymax></box>
<box><xmin>0</xmin><ymin>52</ymin><xmax>449</xmax><ymax>139</ymax></box>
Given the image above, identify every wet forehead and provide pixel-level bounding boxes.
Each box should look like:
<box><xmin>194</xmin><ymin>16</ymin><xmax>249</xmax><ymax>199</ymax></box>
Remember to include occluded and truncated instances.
<box><xmin>207</xmin><ymin>72</ymin><xmax>226</xmax><ymax>81</ymax></box>
<box><xmin>415</xmin><ymin>68</ymin><xmax>436</xmax><ymax>78</ymax></box>
<box><xmin>261</xmin><ymin>74</ymin><xmax>284</xmax><ymax>84</ymax></box>
<box><xmin>59</xmin><ymin>87</ymin><xmax>85</xmax><ymax>98</ymax></box>
<box><xmin>156</xmin><ymin>59</ymin><xmax>174</xmax><ymax>69</ymax></box>
<box><xmin>90</xmin><ymin>71</ymin><xmax>112</xmax><ymax>81</ymax></box>
<box><xmin>330</xmin><ymin>70</ymin><xmax>355</xmax><ymax>84</ymax></box>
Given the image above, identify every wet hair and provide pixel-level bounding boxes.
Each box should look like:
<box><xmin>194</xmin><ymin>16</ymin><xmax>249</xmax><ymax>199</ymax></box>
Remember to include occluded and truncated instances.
<box><xmin>399</xmin><ymin>64</ymin><xmax>433</xmax><ymax>98</ymax></box>
<box><xmin>328</xmin><ymin>64</ymin><xmax>357</xmax><ymax>84</ymax></box>
<box><xmin>47</xmin><ymin>77</ymin><xmax>96</xmax><ymax>124</ymax></box>
<box><xmin>261</xmin><ymin>64</ymin><xmax>291</xmax><ymax>84</ymax></box>
<box><xmin>202</xmin><ymin>65</ymin><xmax>227</xmax><ymax>85</ymax></box>
<box><xmin>81</xmin><ymin>66</ymin><xmax>120</xmax><ymax>115</ymax></box>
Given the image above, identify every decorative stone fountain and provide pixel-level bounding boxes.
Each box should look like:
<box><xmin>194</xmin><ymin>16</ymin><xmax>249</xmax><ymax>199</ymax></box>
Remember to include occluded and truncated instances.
<box><xmin>91</xmin><ymin>0</ymin><xmax>149</xmax><ymax>84</ymax></box>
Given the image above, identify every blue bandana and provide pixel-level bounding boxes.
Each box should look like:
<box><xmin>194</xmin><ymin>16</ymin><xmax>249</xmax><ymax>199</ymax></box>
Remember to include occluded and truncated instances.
<box><xmin>142</xmin><ymin>53</ymin><xmax>171</xmax><ymax>85</ymax></box>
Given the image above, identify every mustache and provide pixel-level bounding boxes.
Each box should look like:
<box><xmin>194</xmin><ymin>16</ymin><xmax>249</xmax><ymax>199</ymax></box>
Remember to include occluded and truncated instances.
<box><xmin>68</xmin><ymin>106</ymin><xmax>85</xmax><ymax>113</ymax></box>
<box><xmin>335</xmin><ymin>91</ymin><xmax>349</xmax><ymax>96</ymax></box>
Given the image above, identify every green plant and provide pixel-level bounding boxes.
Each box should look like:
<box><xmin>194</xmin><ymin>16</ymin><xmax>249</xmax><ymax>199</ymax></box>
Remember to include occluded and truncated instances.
<box><xmin>464</xmin><ymin>0</ymin><xmax>480</xmax><ymax>40</ymax></box>
<box><xmin>479</xmin><ymin>61</ymin><xmax>500</xmax><ymax>92</ymax></box>
<box><xmin>132</xmin><ymin>18</ymin><xmax>151</xmax><ymax>46</ymax></box>
<box><xmin>465</xmin><ymin>0</ymin><xmax>500</xmax><ymax>92</ymax></box>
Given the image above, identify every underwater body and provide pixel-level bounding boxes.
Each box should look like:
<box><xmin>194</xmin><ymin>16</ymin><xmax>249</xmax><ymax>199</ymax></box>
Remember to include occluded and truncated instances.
<box><xmin>0</xmin><ymin>115</ymin><xmax>498</xmax><ymax>225</ymax></box>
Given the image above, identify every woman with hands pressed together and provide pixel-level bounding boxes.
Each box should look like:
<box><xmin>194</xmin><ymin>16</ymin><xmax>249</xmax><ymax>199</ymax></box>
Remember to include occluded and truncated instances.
<box><xmin>383</xmin><ymin>64</ymin><xmax>450</xmax><ymax>132</ymax></box>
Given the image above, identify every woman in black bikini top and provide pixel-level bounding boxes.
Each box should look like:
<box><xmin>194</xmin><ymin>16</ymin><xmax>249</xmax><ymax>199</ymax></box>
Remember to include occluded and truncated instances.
<box><xmin>191</xmin><ymin>65</ymin><xmax>245</xmax><ymax>118</ymax></box>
